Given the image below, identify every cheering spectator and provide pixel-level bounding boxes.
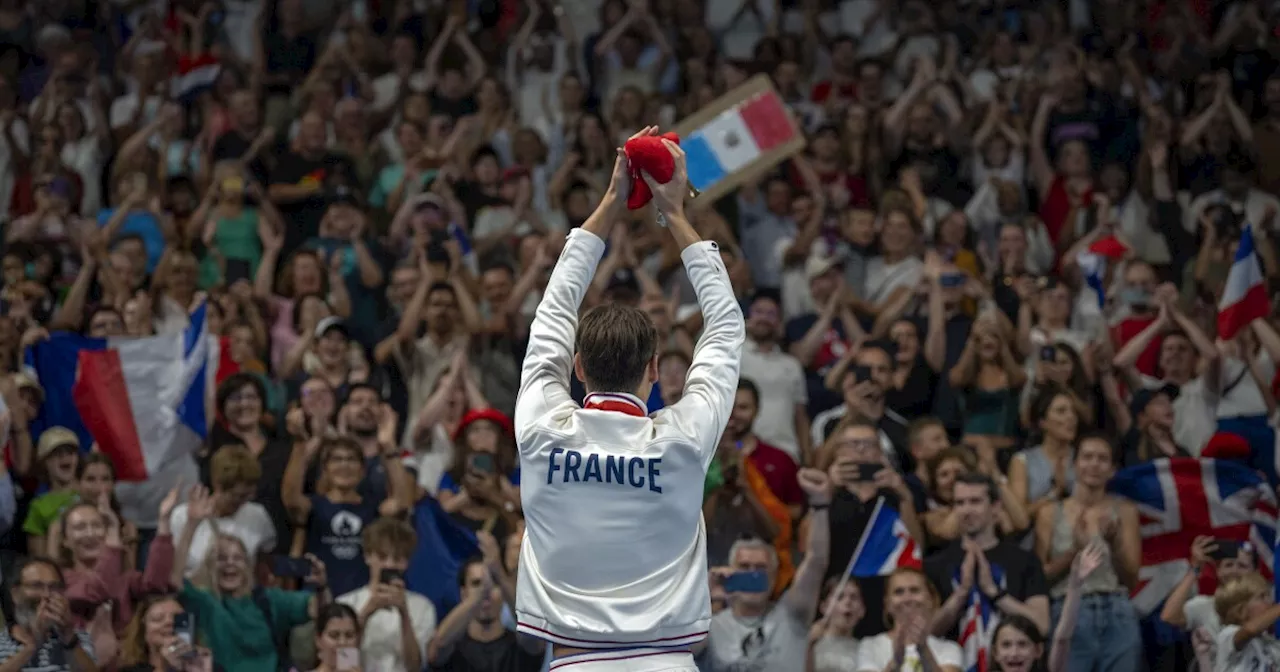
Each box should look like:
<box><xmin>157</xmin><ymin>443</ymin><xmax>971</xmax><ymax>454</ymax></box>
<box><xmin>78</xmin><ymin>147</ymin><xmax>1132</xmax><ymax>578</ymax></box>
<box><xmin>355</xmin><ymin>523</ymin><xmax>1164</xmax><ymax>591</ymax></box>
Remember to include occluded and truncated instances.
<box><xmin>426</xmin><ymin>557</ymin><xmax>544</xmax><ymax>669</ymax></box>
<box><xmin>0</xmin><ymin>557</ymin><xmax>95</xmax><ymax>671</ymax></box>
<box><xmin>170</xmin><ymin>445</ymin><xmax>276</xmax><ymax>577</ymax></box>
<box><xmin>117</xmin><ymin>594</ymin><xmax>214</xmax><ymax>672</ymax></box>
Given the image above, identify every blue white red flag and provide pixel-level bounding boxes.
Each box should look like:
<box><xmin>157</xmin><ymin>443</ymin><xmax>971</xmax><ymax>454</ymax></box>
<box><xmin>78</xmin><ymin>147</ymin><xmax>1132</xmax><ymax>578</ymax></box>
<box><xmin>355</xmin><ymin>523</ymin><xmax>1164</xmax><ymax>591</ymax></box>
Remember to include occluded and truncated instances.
<box><xmin>957</xmin><ymin>561</ymin><xmax>1004</xmax><ymax>672</ymax></box>
<box><xmin>844</xmin><ymin>498</ymin><xmax>921</xmax><ymax>577</ymax></box>
<box><xmin>1218</xmin><ymin>224</ymin><xmax>1270</xmax><ymax>340</ymax></box>
<box><xmin>26</xmin><ymin>304</ymin><xmax>217</xmax><ymax>480</ymax></box>
<box><xmin>1109</xmin><ymin>457</ymin><xmax>1276</xmax><ymax>615</ymax></box>
<box><xmin>171</xmin><ymin>54</ymin><xmax>221</xmax><ymax>103</ymax></box>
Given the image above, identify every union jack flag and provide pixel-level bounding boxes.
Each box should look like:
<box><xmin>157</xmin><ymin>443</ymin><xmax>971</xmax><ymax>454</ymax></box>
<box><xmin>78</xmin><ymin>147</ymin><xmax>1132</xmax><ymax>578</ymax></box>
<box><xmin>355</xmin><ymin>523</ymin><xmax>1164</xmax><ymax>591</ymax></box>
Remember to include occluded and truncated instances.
<box><xmin>1108</xmin><ymin>457</ymin><xmax>1277</xmax><ymax>615</ymax></box>
<box><xmin>955</xmin><ymin>562</ymin><xmax>1004</xmax><ymax>672</ymax></box>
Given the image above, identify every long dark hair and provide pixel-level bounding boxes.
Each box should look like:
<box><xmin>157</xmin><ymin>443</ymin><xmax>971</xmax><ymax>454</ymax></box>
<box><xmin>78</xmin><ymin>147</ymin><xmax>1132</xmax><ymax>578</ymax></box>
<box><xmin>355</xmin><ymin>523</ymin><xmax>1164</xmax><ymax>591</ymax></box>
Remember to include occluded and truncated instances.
<box><xmin>989</xmin><ymin>613</ymin><xmax>1049</xmax><ymax>672</ymax></box>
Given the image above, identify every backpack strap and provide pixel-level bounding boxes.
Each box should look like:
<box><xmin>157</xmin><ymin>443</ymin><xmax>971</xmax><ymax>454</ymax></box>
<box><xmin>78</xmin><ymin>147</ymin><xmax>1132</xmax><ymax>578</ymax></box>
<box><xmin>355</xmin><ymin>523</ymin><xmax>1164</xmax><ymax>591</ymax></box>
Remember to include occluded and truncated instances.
<box><xmin>251</xmin><ymin>587</ymin><xmax>293</xmax><ymax>672</ymax></box>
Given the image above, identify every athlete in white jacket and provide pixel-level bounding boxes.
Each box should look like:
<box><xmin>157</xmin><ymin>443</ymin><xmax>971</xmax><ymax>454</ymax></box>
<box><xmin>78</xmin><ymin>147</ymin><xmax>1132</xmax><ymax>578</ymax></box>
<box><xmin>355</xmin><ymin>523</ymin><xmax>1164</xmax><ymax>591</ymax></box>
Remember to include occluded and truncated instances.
<box><xmin>513</xmin><ymin>128</ymin><xmax>746</xmax><ymax>671</ymax></box>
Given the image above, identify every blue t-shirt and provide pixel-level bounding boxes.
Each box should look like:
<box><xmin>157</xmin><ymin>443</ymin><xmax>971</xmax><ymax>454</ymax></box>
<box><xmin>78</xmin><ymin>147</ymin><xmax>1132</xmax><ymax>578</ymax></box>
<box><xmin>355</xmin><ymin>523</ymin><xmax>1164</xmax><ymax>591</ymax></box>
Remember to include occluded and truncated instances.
<box><xmin>304</xmin><ymin>495</ymin><xmax>379</xmax><ymax>597</ymax></box>
<box><xmin>97</xmin><ymin>208</ymin><xmax>165</xmax><ymax>272</ymax></box>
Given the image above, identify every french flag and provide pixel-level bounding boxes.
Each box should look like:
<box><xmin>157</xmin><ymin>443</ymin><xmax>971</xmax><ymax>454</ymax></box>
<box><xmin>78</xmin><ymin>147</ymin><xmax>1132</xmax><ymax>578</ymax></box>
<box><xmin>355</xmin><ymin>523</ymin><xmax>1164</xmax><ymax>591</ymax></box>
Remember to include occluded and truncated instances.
<box><xmin>26</xmin><ymin>304</ymin><xmax>217</xmax><ymax>481</ymax></box>
<box><xmin>844</xmin><ymin>498</ymin><xmax>921</xmax><ymax>577</ymax></box>
<box><xmin>170</xmin><ymin>54</ymin><xmax>221</xmax><ymax>103</ymax></box>
<box><xmin>1076</xmin><ymin>234</ymin><xmax>1128</xmax><ymax>309</ymax></box>
<box><xmin>682</xmin><ymin>90</ymin><xmax>797</xmax><ymax>194</ymax></box>
<box><xmin>1218</xmin><ymin>224</ymin><xmax>1271</xmax><ymax>340</ymax></box>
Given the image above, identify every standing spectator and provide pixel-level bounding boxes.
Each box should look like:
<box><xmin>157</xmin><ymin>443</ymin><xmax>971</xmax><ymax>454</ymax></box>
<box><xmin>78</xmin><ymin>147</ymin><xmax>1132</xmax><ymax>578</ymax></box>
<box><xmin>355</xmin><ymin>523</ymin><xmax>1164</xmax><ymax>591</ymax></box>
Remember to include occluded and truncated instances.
<box><xmin>740</xmin><ymin>292</ymin><xmax>810</xmax><ymax>464</ymax></box>
<box><xmin>425</xmin><ymin>557</ymin><xmax>544</xmax><ymax>670</ymax></box>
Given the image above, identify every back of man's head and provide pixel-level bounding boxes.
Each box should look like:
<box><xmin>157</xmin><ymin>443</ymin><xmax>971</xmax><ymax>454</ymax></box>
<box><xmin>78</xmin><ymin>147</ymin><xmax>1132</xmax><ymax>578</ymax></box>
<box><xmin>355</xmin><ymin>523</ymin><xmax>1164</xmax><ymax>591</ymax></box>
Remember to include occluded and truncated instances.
<box><xmin>575</xmin><ymin>303</ymin><xmax>658</xmax><ymax>394</ymax></box>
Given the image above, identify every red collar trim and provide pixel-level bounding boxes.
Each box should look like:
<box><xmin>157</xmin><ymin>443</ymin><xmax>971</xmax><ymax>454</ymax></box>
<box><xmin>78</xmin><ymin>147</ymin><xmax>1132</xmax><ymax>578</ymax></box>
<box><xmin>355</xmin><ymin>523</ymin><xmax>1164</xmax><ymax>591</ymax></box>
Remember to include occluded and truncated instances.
<box><xmin>583</xmin><ymin>392</ymin><xmax>648</xmax><ymax>418</ymax></box>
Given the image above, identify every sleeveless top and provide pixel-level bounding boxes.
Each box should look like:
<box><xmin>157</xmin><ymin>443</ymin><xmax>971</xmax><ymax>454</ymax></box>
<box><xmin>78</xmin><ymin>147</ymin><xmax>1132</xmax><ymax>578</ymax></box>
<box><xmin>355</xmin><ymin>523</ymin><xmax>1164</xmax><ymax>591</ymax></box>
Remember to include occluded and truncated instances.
<box><xmin>1048</xmin><ymin>500</ymin><xmax>1123</xmax><ymax>598</ymax></box>
<box><xmin>960</xmin><ymin>387</ymin><xmax>1020</xmax><ymax>437</ymax></box>
<box><xmin>1016</xmin><ymin>446</ymin><xmax>1077</xmax><ymax>504</ymax></box>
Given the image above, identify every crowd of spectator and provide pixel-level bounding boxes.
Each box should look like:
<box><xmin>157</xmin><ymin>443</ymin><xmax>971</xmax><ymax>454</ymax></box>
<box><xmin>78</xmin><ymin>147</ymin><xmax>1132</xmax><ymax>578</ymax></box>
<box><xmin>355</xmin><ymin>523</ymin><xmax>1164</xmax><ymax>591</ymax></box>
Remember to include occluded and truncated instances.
<box><xmin>0</xmin><ymin>0</ymin><xmax>1278</xmax><ymax>670</ymax></box>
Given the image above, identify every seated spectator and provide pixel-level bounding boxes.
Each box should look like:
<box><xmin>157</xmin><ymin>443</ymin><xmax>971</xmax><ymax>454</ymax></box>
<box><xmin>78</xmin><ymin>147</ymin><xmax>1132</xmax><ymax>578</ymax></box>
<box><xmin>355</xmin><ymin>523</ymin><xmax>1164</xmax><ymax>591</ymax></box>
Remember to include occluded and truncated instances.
<box><xmin>117</xmin><ymin>594</ymin><xmax>215</xmax><ymax>672</ymax></box>
<box><xmin>170</xmin><ymin>445</ymin><xmax>276</xmax><ymax>577</ymax></box>
<box><xmin>0</xmin><ymin>557</ymin><xmax>95</xmax><ymax>670</ymax></box>
<box><xmin>335</xmin><ymin>517</ymin><xmax>436</xmax><ymax>672</ymax></box>
<box><xmin>426</xmin><ymin>557</ymin><xmax>544</xmax><ymax>669</ymax></box>
<box><xmin>172</xmin><ymin>485</ymin><xmax>330</xmax><ymax>672</ymax></box>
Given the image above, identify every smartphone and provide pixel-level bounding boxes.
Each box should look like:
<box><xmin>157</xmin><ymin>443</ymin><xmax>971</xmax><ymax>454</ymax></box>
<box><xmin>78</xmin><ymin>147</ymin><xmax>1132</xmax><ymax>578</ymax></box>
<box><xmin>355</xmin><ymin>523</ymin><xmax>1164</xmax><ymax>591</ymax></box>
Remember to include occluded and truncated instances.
<box><xmin>939</xmin><ymin>273</ymin><xmax>967</xmax><ymax>288</ymax></box>
<box><xmin>336</xmin><ymin>647</ymin><xmax>360</xmax><ymax>671</ymax></box>
<box><xmin>172</xmin><ymin>613</ymin><xmax>194</xmax><ymax>646</ymax></box>
<box><xmin>856</xmin><ymin>463</ymin><xmax>884</xmax><ymax>482</ymax></box>
<box><xmin>853</xmin><ymin>365</ymin><xmax>873</xmax><ymax>384</ymax></box>
<box><xmin>470</xmin><ymin>452</ymin><xmax>495</xmax><ymax>474</ymax></box>
<box><xmin>721</xmin><ymin>570</ymin><xmax>769</xmax><ymax>594</ymax></box>
<box><xmin>271</xmin><ymin>555</ymin><xmax>312</xmax><ymax>579</ymax></box>
<box><xmin>1210</xmin><ymin>540</ymin><xmax>1243</xmax><ymax>561</ymax></box>
<box><xmin>1040</xmin><ymin>345</ymin><xmax>1057</xmax><ymax>362</ymax></box>
<box><xmin>224</xmin><ymin>258</ymin><xmax>252</xmax><ymax>286</ymax></box>
<box><xmin>379</xmin><ymin>568</ymin><xmax>404</xmax><ymax>585</ymax></box>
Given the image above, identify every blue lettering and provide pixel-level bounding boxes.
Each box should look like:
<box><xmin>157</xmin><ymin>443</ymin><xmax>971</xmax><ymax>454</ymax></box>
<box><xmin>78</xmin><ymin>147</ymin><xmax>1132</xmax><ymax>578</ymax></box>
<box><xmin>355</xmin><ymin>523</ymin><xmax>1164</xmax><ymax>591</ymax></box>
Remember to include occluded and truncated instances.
<box><xmin>564</xmin><ymin>450</ymin><xmax>582</xmax><ymax>482</ymax></box>
<box><xmin>648</xmin><ymin>458</ymin><xmax>662</xmax><ymax>493</ymax></box>
<box><xmin>605</xmin><ymin>455</ymin><xmax>624</xmax><ymax>483</ymax></box>
<box><xmin>583</xmin><ymin>454</ymin><xmax>602</xmax><ymax>482</ymax></box>
<box><xmin>628</xmin><ymin>457</ymin><xmax>646</xmax><ymax>488</ymax></box>
<box><xmin>547</xmin><ymin>448</ymin><xmax>564</xmax><ymax>485</ymax></box>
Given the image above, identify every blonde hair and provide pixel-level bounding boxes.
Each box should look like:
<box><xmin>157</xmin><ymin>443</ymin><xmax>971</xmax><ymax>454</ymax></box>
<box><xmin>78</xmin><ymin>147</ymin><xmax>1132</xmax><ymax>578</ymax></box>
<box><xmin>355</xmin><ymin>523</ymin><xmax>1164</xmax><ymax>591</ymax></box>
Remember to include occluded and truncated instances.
<box><xmin>191</xmin><ymin>533</ymin><xmax>255</xmax><ymax>597</ymax></box>
<box><xmin>210</xmin><ymin>444</ymin><xmax>262</xmax><ymax>491</ymax></box>
<box><xmin>1215</xmin><ymin>572</ymin><xmax>1271</xmax><ymax>625</ymax></box>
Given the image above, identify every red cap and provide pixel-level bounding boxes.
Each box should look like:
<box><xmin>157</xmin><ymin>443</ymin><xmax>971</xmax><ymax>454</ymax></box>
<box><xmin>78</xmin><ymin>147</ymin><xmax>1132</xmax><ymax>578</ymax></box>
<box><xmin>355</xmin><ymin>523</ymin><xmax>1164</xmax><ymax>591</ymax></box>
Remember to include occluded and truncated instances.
<box><xmin>1201</xmin><ymin>432</ymin><xmax>1250</xmax><ymax>461</ymax></box>
<box><xmin>1087</xmin><ymin>234</ymin><xmax>1129</xmax><ymax>260</ymax></box>
<box><xmin>454</xmin><ymin>408</ymin><xmax>514</xmax><ymax>441</ymax></box>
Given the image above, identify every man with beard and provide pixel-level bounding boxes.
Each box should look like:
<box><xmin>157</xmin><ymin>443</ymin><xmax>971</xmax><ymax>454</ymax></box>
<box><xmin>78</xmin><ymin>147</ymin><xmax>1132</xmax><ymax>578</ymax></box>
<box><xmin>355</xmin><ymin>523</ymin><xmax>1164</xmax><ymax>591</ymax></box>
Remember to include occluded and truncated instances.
<box><xmin>338</xmin><ymin>384</ymin><xmax>415</xmax><ymax>506</ymax></box>
<box><xmin>924</xmin><ymin>472</ymin><xmax>1050</xmax><ymax>669</ymax></box>
<box><xmin>427</xmin><ymin>557</ymin><xmax>543</xmax><ymax>671</ymax></box>
<box><xmin>0</xmin><ymin>557</ymin><xmax>95</xmax><ymax>671</ymax></box>
<box><xmin>724</xmin><ymin>380</ymin><xmax>804</xmax><ymax>517</ymax></box>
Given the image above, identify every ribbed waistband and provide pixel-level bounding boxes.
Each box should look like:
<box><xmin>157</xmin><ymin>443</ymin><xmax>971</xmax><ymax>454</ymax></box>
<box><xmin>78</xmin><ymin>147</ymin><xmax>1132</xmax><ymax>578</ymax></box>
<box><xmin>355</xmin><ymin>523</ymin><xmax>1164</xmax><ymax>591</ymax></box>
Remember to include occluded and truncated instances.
<box><xmin>549</xmin><ymin>647</ymin><xmax>695</xmax><ymax>671</ymax></box>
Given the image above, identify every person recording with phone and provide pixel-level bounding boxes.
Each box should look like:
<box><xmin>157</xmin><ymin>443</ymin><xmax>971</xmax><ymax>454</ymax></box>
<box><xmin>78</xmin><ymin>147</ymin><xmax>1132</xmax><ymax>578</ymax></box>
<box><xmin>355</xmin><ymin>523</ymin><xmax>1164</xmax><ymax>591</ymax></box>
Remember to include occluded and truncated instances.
<box><xmin>698</xmin><ymin>468</ymin><xmax>833</xmax><ymax>670</ymax></box>
<box><xmin>117</xmin><ymin>594</ymin><xmax>216</xmax><ymax>672</ymax></box>
<box><xmin>312</xmin><ymin>604</ymin><xmax>363</xmax><ymax>672</ymax></box>
<box><xmin>1159</xmin><ymin>536</ymin><xmax>1256</xmax><ymax>642</ymax></box>
<box><xmin>814</xmin><ymin>342</ymin><xmax>909</xmax><ymax>467</ymax></box>
<box><xmin>335</xmin><ymin>518</ymin><xmax>436</xmax><ymax>672</ymax></box>
<box><xmin>436</xmin><ymin>408</ymin><xmax>522</xmax><ymax>542</ymax></box>
<box><xmin>820</xmin><ymin>421</ymin><xmax>924</xmax><ymax>638</ymax></box>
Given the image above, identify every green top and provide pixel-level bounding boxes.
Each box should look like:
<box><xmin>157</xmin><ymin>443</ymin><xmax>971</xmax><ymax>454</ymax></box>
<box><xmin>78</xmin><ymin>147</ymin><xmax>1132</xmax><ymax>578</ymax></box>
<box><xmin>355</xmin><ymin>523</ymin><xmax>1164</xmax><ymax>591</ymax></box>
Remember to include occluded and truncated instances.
<box><xmin>22</xmin><ymin>489</ymin><xmax>78</xmax><ymax>537</ymax></box>
<box><xmin>200</xmin><ymin>207</ymin><xmax>263</xmax><ymax>288</ymax></box>
<box><xmin>180</xmin><ymin>580</ymin><xmax>312</xmax><ymax>672</ymax></box>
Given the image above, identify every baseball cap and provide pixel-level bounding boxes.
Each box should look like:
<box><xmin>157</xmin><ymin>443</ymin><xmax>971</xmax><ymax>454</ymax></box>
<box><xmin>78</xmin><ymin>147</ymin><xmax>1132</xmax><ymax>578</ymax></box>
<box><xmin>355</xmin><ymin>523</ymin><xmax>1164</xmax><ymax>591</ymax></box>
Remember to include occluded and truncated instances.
<box><xmin>805</xmin><ymin>254</ymin><xmax>840</xmax><ymax>280</ymax></box>
<box><xmin>1129</xmin><ymin>383</ymin><xmax>1179</xmax><ymax>419</ymax></box>
<box><xmin>13</xmin><ymin>372</ymin><xmax>44</xmax><ymax>404</ymax></box>
<box><xmin>37</xmin><ymin>426</ymin><xmax>80</xmax><ymax>461</ymax></box>
<box><xmin>314</xmin><ymin>316</ymin><xmax>350</xmax><ymax>339</ymax></box>
<box><xmin>454</xmin><ymin>408</ymin><xmax>514</xmax><ymax>441</ymax></box>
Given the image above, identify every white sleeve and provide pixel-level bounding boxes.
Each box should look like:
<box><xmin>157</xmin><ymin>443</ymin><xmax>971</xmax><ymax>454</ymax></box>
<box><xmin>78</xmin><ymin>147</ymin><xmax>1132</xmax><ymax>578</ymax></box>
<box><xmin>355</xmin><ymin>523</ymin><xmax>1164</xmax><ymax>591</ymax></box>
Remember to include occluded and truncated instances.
<box><xmin>659</xmin><ymin>241</ymin><xmax>746</xmax><ymax>465</ymax></box>
<box><xmin>514</xmin><ymin>228</ymin><xmax>606</xmax><ymax>447</ymax></box>
<box><xmin>1215</xmin><ymin>624</ymin><xmax>1241</xmax><ymax>668</ymax></box>
<box><xmin>790</xmin><ymin>358</ymin><xmax>808</xmax><ymax>405</ymax></box>
<box><xmin>410</xmin><ymin>594</ymin><xmax>437</xmax><ymax>659</ymax></box>
<box><xmin>931</xmin><ymin>637</ymin><xmax>964</xmax><ymax>667</ymax></box>
<box><xmin>854</xmin><ymin>635</ymin><xmax>887</xmax><ymax>671</ymax></box>
<box><xmin>253</xmin><ymin>505</ymin><xmax>277</xmax><ymax>554</ymax></box>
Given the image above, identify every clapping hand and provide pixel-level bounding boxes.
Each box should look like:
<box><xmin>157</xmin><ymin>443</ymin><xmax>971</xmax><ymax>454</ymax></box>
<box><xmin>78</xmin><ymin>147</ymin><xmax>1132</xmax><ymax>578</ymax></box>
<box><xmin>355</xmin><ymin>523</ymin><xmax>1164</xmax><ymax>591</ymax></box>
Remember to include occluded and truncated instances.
<box><xmin>1072</xmin><ymin>540</ymin><xmax>1106</xmax><ymax>585</ymax></box>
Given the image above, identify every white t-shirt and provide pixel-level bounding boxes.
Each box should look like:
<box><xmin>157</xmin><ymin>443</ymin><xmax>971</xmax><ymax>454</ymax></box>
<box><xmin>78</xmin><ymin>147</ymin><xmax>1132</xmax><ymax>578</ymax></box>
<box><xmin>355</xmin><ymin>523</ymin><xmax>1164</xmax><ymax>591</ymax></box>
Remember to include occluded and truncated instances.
<box><xmin>336</xmin><ymin>586</ymin><xmax>438</xmax><ymax>672</ymax></box>
<box><xmin>855</xmin><ymin>632</ymin><xmax>964</xmax><ymax>671</ymax></box>
<box><xmin>1140</xmin><ymin>373</ymin><xmax>1218</xmax><ymax>456</ymax></box>
<box><xmin>109</xmin><ymin>93</ymin><xmax>164</xmax><ymax>130</ymax></box>
<box><xmin>863</xmin><ymin>256</ymin><xmax>924</xmax><ymax>305</ymax></box>
<box><xmin>740</xmin><ymin>341</ymin><xmax>808</xmax><ymax>461</ymax></box>
<box><xmin>1216</xmin><ymin>353</ymin><xmax>1275</xmax><ymax>419</ymax></box>
<box><xmin>168</xmin><ymin>501</ymin><xmax>277</xmax><ymax>577</ymax></box>
<box><xmin>371</xmin><ymin>71</ymin><xmax>430</xmax><ymax>114</ymax></box>
<box><xmin>1215</xmin><ymin>624</ymin><xmax>1280</xmax><ymax>671</ymax></box>
<box><xmin>1184</xmin><ymin>594</ymin><xmax>1221</xmax><ymax>634</ymax></box>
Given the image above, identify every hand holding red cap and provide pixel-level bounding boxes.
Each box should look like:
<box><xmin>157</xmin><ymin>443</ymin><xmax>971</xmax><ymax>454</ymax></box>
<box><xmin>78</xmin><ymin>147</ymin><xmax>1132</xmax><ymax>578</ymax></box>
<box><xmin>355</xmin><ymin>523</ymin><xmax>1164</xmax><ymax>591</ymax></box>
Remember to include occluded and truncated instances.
<box><xmin>623</xmin><ymin>131</ymin><xmax>681</xmax><ymax>210</ymax></box>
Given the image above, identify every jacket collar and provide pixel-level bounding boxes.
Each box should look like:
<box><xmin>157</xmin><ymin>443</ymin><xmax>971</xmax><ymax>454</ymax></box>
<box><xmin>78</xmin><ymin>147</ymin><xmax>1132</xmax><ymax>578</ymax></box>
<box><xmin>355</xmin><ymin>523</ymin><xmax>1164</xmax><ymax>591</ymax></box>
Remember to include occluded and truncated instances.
<box><xmin>583</xmin><ymin>392</ymin><xmax>648</xmax><ymax>417</ymax></box>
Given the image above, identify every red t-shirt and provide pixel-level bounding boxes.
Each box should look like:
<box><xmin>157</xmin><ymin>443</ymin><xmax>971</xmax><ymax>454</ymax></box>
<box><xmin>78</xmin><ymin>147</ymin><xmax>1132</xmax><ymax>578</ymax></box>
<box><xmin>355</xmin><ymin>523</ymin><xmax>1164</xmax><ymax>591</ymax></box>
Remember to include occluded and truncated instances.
<box><xmin>747</xmin><ymin>440</ymin><xmax>804</xmax><ymax>506</ymax></box>
<box><xmin>810</xmin><ymin>80</ymin><xmax>857</xmax><ymax>104</ymax></box>
<box><xmin>1113</xmin><ymin>315</ymin><xmax>1163</xmax><ymax>377</ymax></box>
<box><xmin>1038</xmin><ymin>175</ymin><xmax>1092</xmax><ymax>246</ymax></box>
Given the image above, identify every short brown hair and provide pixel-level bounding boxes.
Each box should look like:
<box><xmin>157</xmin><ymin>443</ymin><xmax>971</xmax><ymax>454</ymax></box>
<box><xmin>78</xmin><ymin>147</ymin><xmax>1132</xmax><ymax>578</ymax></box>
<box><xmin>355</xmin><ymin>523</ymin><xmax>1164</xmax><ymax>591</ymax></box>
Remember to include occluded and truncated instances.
<box><xmin>575</xmin><ymin>303</ymin><xmax>658</xmax><ymax>393</ymax></box>
<box><xmin>210</xmin><ymin>445</ymin><xmax>262</xmax><ymax>490</ymax></box>
<box><xmin>363</xmin><ymin>517</ymin><xmax>418</xmax><ymax>559</ymax></box>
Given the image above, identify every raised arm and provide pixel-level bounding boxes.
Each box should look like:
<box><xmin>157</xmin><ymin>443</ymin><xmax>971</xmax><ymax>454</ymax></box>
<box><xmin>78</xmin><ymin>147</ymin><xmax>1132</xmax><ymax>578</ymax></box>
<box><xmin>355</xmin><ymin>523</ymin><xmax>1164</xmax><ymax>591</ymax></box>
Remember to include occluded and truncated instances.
<box><xmin>513</xmin><ymin>128</ymin><xmax>654</xmax><ymax>441</ymax></box>
<box><xmin>642</xmin><ymin>139</ymin><xmax>746</xmax><ymax>462</ymax></box>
